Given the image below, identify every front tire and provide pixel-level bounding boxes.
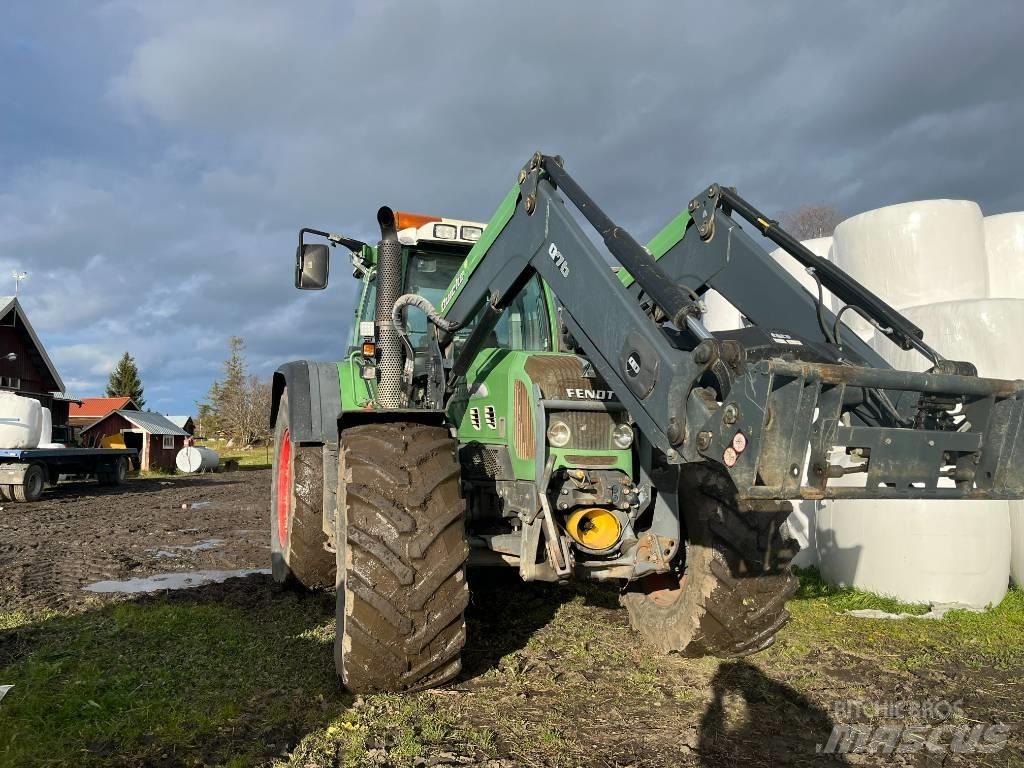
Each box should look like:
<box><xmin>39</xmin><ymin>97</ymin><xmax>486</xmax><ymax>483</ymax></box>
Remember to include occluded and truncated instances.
<box><xmin>270</xmin><ymin>389</ymin><xmax>336</xmax><ymax>589</ymax></box>
<box><xmin>335</xmin><ymin>422</ymin><xmax>468</xmax><ymax>693</ymax></box>
<box><xmin>622</xmin><ymin>464</ymin><xmax>799</xmax><ymax>657</ymax></box>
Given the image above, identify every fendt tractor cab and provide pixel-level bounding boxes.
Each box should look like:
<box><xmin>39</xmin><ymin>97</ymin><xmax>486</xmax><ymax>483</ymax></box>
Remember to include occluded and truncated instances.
<box><xmin>271</xmin><ymin>153</ymin><xmax>1024</xmax><ymax>693</ymax></box>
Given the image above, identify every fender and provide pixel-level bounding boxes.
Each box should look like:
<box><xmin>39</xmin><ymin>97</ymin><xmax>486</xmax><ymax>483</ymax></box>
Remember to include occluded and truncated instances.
<box><xmin>271</xmin><ymin>360</ymin><xmax>342</xmax><ymax>445</ymax></box>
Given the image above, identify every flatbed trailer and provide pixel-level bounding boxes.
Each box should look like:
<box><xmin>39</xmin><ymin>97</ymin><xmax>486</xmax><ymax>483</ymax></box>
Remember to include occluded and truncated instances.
<box><xmin>0</xmin><ymin>448</ymin><xmax>137</xmax><ymax>502</ymax></box>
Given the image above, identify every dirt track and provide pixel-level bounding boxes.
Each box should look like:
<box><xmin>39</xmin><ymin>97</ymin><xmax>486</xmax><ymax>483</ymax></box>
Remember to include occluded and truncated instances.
<box><xmin>0</xmin><ymin>470</ymin><xmax>270</xmax><ymax>612</ymax></box>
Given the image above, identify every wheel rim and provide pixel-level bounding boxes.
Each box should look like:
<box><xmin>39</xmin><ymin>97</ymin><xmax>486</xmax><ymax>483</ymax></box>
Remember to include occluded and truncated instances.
<box><xmin>276</xmin><ymin>428</ymin><xmax>292</xmax><ymax>549</ymax></box>
<box><xmin>636</xmin><ymin>572</ymin><xmax>687</xmax><ymax>607</ymax></box>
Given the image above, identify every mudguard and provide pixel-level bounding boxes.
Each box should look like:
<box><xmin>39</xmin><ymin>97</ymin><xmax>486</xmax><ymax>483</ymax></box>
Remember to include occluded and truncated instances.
<box><xmin>271</xmin><ymin>361</ymin><xmax>342</xmax><ymax>445</ymax></box>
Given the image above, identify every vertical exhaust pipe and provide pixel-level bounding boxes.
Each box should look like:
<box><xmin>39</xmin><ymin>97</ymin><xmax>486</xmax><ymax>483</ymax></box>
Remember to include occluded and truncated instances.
<box><xmin>375</xmin><ymin>207</ymin><xmax>404</xmax><ymax>407</ymax></box>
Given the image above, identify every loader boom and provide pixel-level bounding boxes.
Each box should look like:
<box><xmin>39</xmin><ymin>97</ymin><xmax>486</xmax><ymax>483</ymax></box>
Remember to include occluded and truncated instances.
<box><xmin>432</xmin><ymin>153</ymin><xmax>1024</xmax><ymax>502</ymax></box>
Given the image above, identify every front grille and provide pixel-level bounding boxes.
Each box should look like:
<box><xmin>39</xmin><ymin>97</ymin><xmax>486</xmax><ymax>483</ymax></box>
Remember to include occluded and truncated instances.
<box><xmin>565</xmin><ymin>454</ymin><xmax>618</xmax><ymax>467</ymax></box>
<box><xmin>514</xmin><ymin>380</ymin><xmax>535</xmax><ymax>459</ymax></box>
<box><xmin>549</xmin><ymin>409</ymin><xmax>622</xmax><ymax>450</ymax></box>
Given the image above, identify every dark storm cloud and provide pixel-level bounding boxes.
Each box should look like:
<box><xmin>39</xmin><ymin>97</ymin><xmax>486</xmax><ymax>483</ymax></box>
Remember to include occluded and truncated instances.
<box><xmin>1</xmin><ymin>0</ymin><xmax>1022</xmax><ymax>412</ymax></box>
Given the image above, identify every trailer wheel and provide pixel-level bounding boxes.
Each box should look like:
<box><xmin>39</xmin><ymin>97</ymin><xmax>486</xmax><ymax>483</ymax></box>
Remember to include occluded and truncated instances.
<box><xmin>621</xmin><ymin>464</ymin><xmax>799</xmax><ymax>657</ymax></box>
<box><xmin>98</xmin><ymin>457</ymin><xmax>129</xmax><ymax>486</ymax></box>
<box><xmin>335</xmin><ymin>422</ymin><xmax>468</xmax><ymax>693</ymax></box>
<box><xmin>270</xmin><ymin>389</ymin><xmax>335</xmax><ymax>589</ymax></box>
<box><xmin>13</xmin><ymin>464</ymin><xmax>45</xmax><ymax>503</ymax></box>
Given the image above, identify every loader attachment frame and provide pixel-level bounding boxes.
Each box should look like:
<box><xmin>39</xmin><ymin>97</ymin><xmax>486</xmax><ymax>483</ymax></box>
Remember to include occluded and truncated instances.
<box><xmin>433</xmin><ymin>153</ymin><xmax>1024</xmax><ymax>503</ymax></box>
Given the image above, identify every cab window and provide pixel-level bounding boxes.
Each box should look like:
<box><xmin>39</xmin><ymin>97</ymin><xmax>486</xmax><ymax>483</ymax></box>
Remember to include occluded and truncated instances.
<box><xmin>356</xmin><ymin>251</ymin><xmax>552</xmax><ymax>353</ymax></box>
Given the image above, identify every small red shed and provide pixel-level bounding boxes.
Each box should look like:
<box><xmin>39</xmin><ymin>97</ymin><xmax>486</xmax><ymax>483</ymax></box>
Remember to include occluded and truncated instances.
<box><xmin>81</xmin><ymin>410</ymin><xmax>189</xmax><ymax>471</ymax></box>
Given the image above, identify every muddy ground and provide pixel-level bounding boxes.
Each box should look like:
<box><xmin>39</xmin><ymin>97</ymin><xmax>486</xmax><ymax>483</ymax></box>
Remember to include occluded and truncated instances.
<box><xmin>0</xmin><ymin>470</ymin><xmax>270</xmax><ymax>611</ymax></box>
<box><xmin>1</xmin><ymin>472</ymin><xmax>1021</xmax><ymax>767</ymax></box>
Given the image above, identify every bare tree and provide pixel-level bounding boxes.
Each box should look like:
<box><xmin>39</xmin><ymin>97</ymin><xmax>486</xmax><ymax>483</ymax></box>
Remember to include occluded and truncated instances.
<box><xmin>198</xmin><ymin>337</ymin><xmax>272</xmax><ymax>445</ymax></box>
<box><xmin>780</xmin><ymin>205</ymin><xmax>843</xmax><ymax>240</ymax></box>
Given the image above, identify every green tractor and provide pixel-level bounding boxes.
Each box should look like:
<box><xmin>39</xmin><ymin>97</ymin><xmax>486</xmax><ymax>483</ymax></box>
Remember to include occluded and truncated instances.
<box><xmin>271</xmin><ymin>154</ymin><xmax>1024</xmax><ymax>693</ymax></box>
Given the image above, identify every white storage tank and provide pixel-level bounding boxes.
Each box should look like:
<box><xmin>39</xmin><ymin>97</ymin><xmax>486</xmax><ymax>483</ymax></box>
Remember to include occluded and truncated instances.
<box><xmin>0</xmin><ymin>392</ymin><xmax>42</xmax><ymax>449</ymax></box>
<box><xmin>176</xmin><ymin>446</ymin><xmax>220</xmax><ymax>474</ymax></box>
<box><xmin>983</xmin><ymin>213</ymin><xmax>1024</xmax><ymax>300</ymax></box>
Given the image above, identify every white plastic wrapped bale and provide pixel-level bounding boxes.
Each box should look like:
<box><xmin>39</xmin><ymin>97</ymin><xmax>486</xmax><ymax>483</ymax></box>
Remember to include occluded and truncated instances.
<box><xmin>0</xmin><ymin>392</ymin><xmax>42</xmax><ymax>449</ymax></box>
<box><xmin>702</xmin><ymin>238</ymin><xmax>834</xmax><ymax>333</ymax></box>
<box><xmin>1012</xmin><ymin>503</ymin><xmax>1024</xmax><ymax>587</ymax></box>
<box><xmin>787</xmin><ymin>501</ymin><xmax>819</xmax><ymax>568</ymax></box>
<box><xmin>831</xmin><ymin>200</ymin><xmax>988</xmax><ymax>339</ymax></box>
<box><xmin>819</xmin><ymin>298</ymin><xmax>1021</xmax><ymax>607</ymax></box>
<box><xmin>769</xmin><ymin>236</ymin><xmax>833</xmax><ymax>296</ymax></box>
<box><xmin>983</xmin><ymin>213</ymin><xmax>1024</xmax><ymax>299</ymax></box>
<box><xmin>868</xmin><ymin>299</ymin><xmax>1024</xmax><ymax>379</ymax></box>
<box><xmin>700</xmin><ymin>289</ymin><xmax>746</xmax><ymax>332</ymax></box>
<box><xmin>816</xmin><ymin>498</ymin><xmax>1011</xmax><ymax>608</ymax></box>
<box><xmin>36</xmin><ymin>408</ymin><xmax>65</xmax><ymax>449</ymax></box>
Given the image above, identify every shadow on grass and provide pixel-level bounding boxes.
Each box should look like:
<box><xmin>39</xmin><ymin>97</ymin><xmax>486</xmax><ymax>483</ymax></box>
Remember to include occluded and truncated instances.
<box><xmin>698</xmin><ymin>660</ymin><xmax>850</xmax><ymax>766</ymax></box>
<box><xmin>0</xmin><ymin>574</ymin><xmax>345</xmax><ymax>767</ymax></box>
<box><xmin>460</xmin><ymin>567</ymin><xmax>619</xmax><ymax>681</ymax></box>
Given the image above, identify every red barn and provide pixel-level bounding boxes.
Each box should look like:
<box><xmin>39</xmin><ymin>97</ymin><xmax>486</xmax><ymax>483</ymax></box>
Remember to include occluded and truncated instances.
<box><xmin>0</xmin><ymin>296</ymin><xmax>72</xmax><ymax>428</ymax></box>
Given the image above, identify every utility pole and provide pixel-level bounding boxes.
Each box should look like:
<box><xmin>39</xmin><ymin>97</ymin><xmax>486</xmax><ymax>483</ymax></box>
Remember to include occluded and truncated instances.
<box><xmin>11</xmin><ymin>271</ymin><xmax>28</xmax><ymax>295</ymax></box>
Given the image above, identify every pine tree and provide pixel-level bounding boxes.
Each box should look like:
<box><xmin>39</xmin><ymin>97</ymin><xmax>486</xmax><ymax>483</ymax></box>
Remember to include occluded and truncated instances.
<box><xmin>106</xmin><ymin>352</ymin><xmax>145</xmax><ymax>407</ymax></box>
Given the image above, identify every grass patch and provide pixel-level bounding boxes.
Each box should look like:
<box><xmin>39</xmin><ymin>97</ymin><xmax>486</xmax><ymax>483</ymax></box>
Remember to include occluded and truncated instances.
<box><xmin>780</xmin><ymin>569</ymin><xmax>1024</xmax><ymax>671</ymax></box>
<box><xmin>204</xmin><ymin>439</ymin><xmax>273</xmax><ymax>470</ymax></box>
<box><xmin>0</xmin><ymin>581</ymin><xmax>344</xmax><ymax>767</ymax></box>
<box><xmin>2</xmin><ymin>572</ymin><xmax>1021</xmax><ymax>766</ymax></box>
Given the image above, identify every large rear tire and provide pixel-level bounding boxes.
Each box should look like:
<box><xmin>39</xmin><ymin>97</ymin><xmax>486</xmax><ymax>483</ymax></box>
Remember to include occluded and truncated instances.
<box><xmin>622</xmin><ymin>464</ymin><xmax>799</xmax><ymax>657</ymax></box>
<box><xmin>335</xmin><ymin>422</ymin><xmax>468</xmax><ymax>693</ymax></box>
<box><xmin>270</xmin><ymin>389</ymin><xmax>336</xmax><ymax>589</ymax></box>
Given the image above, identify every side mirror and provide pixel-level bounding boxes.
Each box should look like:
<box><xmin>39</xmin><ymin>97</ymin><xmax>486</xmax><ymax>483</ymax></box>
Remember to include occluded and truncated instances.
<box><xmin>295</xmin><ymin>243</ymin><xmax>330</xmax><ymax>289</ymax></box>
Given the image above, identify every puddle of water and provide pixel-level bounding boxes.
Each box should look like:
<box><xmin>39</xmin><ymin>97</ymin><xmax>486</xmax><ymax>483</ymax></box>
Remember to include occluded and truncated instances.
<box><xmin>145</xmin><ymin>538</ymin><xmax>225</xmax><ymax>558</ymax></box>
<box><xmin>83</xmin><ymin>568</ymin><xmax>270</xmax><ymax>594</ymax></box>
<box><xmin>184</xmin><ymin>501</ymin><xmax>215</xmax><ymax>510</ymax></box>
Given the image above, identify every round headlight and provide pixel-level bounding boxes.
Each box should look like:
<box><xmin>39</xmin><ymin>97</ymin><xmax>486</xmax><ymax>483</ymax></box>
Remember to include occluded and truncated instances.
<box><xmin>546</xmin><ymin>419</ymin><xmax>571</xmax><ymax>448</ymax></box>
<box><xmin>612</xmin><ymin>423</ymin><xmax>634</xmax><ymax>449</ymax></box>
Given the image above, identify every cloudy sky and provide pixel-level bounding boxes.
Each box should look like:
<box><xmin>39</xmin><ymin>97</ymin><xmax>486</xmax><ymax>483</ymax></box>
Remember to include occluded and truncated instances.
<box><xmin>2</xmin><ymin>1</ymin><xmax>1022</xmax><ymax>414</ymax></box>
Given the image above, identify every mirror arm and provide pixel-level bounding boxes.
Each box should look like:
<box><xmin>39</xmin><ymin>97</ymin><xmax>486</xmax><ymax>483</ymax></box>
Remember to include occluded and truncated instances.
<box><xmin>299</xmin><ymin>227</ymin><xmax>367</xmax><ymax>255</ymax></box>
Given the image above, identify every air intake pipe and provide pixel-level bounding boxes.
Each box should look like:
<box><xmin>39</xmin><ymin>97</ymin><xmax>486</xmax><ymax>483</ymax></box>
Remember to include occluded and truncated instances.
<box><xmin>375</xmin><ymin>207</ymin><xmax>405</xmax><ymax>408</ymax></box>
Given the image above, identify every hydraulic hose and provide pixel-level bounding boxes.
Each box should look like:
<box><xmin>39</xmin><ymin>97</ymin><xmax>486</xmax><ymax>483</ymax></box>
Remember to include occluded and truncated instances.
<box><xmin>391</xmin><ymin>294</ymin><xmax>465</xmax><ymax>338</ymax></box>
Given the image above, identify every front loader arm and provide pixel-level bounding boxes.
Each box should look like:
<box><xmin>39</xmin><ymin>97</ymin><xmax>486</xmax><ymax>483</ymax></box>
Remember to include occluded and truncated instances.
<box><xmin>438</xmin><ymin>155</ymin><xmax>699</xmax><ymax>460</ymax></box>
<box><xmin>434</xmin><ymin>153</ymin><xmax>1024</xmax><ymax>502</ymax></box>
